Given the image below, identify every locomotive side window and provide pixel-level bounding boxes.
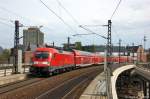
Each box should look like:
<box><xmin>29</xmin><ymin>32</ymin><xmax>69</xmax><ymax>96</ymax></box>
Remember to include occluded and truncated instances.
<box><xmin>35</xmin><ymin>51</ymin><xmax>49</xmax><ymax>59</ymax></box>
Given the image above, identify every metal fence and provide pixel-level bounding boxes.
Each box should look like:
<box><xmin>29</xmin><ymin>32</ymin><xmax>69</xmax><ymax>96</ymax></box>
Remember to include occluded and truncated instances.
<box><xmin>137</xmin><ymin>63</ymin><xmax>150</xmax><ymax>68</ymax></box>
<box><xmin>0</xmin><ymin>63</ymin><xmax>31</xmax><ymax>77</ymax></box>
<box><xmin>135</xmin><ymin>63</ymin><xmax>150</xmax><ymax>74</ymax></box>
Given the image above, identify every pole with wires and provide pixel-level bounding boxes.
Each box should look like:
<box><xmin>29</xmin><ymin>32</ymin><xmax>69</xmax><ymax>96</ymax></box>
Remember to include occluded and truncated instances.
<box><xmin>107</xmin><ymin>20</ymin><xmax>112</xmax><ymax>56</ymax></box>
<box><xmin>132</xmin><ymin>43</ymin><xmax>135</xmax><ymax>63</ymax></box>
<box><xmin>118</xmin><ymin>39</ymin><xmax>121</xmax><ymax>64</ymax></box>
<box><xmin>79</xmin><ymin>20</ymin><xmax>113</xmax><ymax>98</ymax></box>
<box><xmin>144</xmin><ymin>35</ymin><xmax>146</xmax><ymax>51</ymax></box>
<box><xmin>106</xmin><ymin>20</ymin><xmax>112</xmax><ymax>99</ymax></box>
<box><xmin>77</xmin><ymin>20</ymin><xmax>113</xmax><ymax>98</ymax></box>
<box><xmin>67</xmin><ymin>37</ymin><xmax>70</xmax><ymax>50</ymax></box>
<box><xmin>52</xmin><ymin>41</ymin><xmax>55</xmax><ymax>47</ymax></box>
<box><xmin>126</xmin><ymin>44</ymin><xmax>129</xmax><ymax>63</ymax></box>
<box><xmin>13</xmin><ymin>20</ymin><xmax>19</xmax><ymax>74</ymax></box>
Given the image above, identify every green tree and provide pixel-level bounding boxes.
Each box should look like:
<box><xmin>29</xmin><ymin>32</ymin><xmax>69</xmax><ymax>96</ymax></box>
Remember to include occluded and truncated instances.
<box><xmin>75</xmin><ymin>42</ymin><xmax>82</xmax><ymax>50</ymax></box>
<box><xmin>0</xmin><ymin>49</ymin><xmax>11</xmax><ymax>63</ymax></box>
<box><xmin>92</xmin><ymin>44</ymin><xmax>96</xmax><ymax>52</ymax></box>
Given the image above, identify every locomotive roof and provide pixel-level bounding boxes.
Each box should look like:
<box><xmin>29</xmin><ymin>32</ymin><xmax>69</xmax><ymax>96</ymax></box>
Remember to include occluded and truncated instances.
<box><xmin>36</xmin><ymin>47</ymin><xmax>59</xmax><ymax>53</ymax></box>
<box><xmin>73</xmin><ymin>49</ymin><xmax>95</xmax><ymax>56</ymax></box>
<box><xmin>36</xmin><ymin>47</ymin><xmax>73</xmax><ymax>54</ymax></box>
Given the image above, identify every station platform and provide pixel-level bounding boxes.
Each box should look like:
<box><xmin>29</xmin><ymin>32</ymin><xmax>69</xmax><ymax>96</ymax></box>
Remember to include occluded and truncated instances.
<box><xmin>0</xmin><ymin>74</ymin><xmax>27</xmax><ymax>85</ymax></box>
<box><xmin>79</xmin><ymin>72</ymin><xmax>107</xmax><ymax>99</ymax></box>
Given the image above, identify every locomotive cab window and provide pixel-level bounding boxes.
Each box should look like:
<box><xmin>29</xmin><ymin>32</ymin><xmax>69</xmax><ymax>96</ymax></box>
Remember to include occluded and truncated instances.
<box><xmin>35</xmin><ymin>51</ymin><xmax>49</xmax><ymax>59</ymax></box>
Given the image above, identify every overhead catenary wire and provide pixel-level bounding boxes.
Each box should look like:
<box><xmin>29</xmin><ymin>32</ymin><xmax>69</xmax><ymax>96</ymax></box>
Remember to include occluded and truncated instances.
<box><xmin>55</xmin><ymin>0</ymin><xmax>79</xmax><ymax>25</ymax></box>
<box><xmin>39</xmin><ymin>0</ymin><xmax>77</xmax><ymax>33</ymax></box>
<box><xmin>0</xmin><ymin>20</ymin><xmax>14</xmax><ymax>28</ymax></box>
<box><xmin>0</xmin><ymin>17</ymin><xmax>12</xmax><ymax>22</ymax></box>
<box><xmin>72</xmin><ymin>33</ymin><xmax>95</xmax><ymax>36</ymax></box>
<box><xmin>0</xmin><ymin>6</ymin><xmax>40</xmax><ymax>26</ymax></box>
<box><xmin>110</xmin><ymin>0</ymin><xmax>122</xmax><ymax>20</ymax></box>
<box><xmin>0</xmin><ymin>5</ymin><xmax>52</xmax><ymax>30</ymax></box>
<box><xmin>0</xmin><ymin>17</ymin><xmax>14</xmax><ymax>24</ymax></box>
<box><xmin>0</xmin><ymin>6</ymin><xmax>28</xmax><ymax>21</ymax></box>
<box><xmin>0</xmin><ymin>6</ymin><xmax>19</xmax><ymax>16</ymax></box>
<box><xmin>81</xmin><ymin>25</ymin><xmax>105</xmax><ymax>27</ymax></box>
<box><xmin>0</xmin><ymin>17</ymin><xmax>26</xmax><ymax>27</ymax></box>
<box><xmin>79</xmin><ymin>25</ymin><xmax>107</xmax><ymax>39</ymax></box>
<box><xmin>0</xmin><ymin>6</ymin><xmax>31</xmax><ymax>27</ymax></box>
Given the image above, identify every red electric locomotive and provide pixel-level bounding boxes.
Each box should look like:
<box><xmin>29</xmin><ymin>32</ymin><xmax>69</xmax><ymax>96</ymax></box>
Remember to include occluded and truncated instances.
<box><xmin>30</xmin><ymin>47</ymin><xmax>103</xmax><ymax>75</ymax></box>
<box><xmin>30</xmin><ymin>47</ymin><xmax>74</xmax><ymax>75</ymax></box>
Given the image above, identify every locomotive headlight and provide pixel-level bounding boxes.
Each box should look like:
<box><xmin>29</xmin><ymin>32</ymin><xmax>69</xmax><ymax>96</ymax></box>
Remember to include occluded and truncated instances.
<box><xmin>42</xmin><ymin>61</ymin><xmax>50</xmax><ymax>65</ymax></box>
<box><xmin>33</xmin><ymin>61</ymin><xmax>38</xmax><ymax>64</ymax></box>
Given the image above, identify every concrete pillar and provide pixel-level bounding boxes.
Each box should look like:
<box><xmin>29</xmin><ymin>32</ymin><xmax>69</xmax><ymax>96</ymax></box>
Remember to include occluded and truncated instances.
<box><xmin>18</xmin><ymin>50</ymin><xmax>23</xmax><ymax>73</ymax></box>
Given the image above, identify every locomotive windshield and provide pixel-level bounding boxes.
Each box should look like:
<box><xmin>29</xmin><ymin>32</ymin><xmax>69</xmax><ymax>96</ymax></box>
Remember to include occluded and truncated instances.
<box><xmin>35</xmin><ymin>51</ymin><xmax>49</xmax><ymax>59</ymax></box>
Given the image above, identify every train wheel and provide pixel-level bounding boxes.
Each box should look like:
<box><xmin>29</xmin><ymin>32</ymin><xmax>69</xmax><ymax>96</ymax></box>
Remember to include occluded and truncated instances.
<box><xmin>62</xmin><ymin>68</ymin><xmax>66</xmax><ymax>72</ymax></box>
<box><xmin>65</xmin><ymin>68</ymin><xmax>70</xmax><ymax>72</ymax></box>
<box><xmin>58</xmin><ymin>69</ymin><xmax>62</xmax><ymax>73</ymax></box>
<box><xmin>49</xmin><ymin>72</ymin><xmax>53</xmax><ymax>76</ymax></box>
<box><xmin>69</xmin><ymin>67</ymin><xmax>72</xmax><ymax>70</ymax></box>
<box><xmin>72</xmin><ymin>66</ymin><xmax>76</xmax><ymax>70</ymax></box>
<box><xmin>53</xmin><ymin>69</ymin><xmax>59</xmax><ymax>75</ymax></box>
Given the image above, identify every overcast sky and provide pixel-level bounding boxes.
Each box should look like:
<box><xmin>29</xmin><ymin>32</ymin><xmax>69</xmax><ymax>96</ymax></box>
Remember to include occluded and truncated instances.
<box><xmin>0</xmin><ymin>0</ymin><xmax>149</xmax><ymax>49</ymax></box>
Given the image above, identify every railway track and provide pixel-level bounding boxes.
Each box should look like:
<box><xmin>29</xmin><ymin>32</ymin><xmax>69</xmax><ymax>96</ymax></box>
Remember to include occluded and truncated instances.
<box><xmin>0</xmin><ymin>77</ymin><xmax>44</xmax><ymax>94</ymax></box>
<box><xmin>36</xmin><ymin>67</ymin><xmax>101</xmax><ymax>99</ymax></box>
<box><xmin>0</xmin><ymin>65</ymin><xmax>103</xmax><ymax>99</ymax></box>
